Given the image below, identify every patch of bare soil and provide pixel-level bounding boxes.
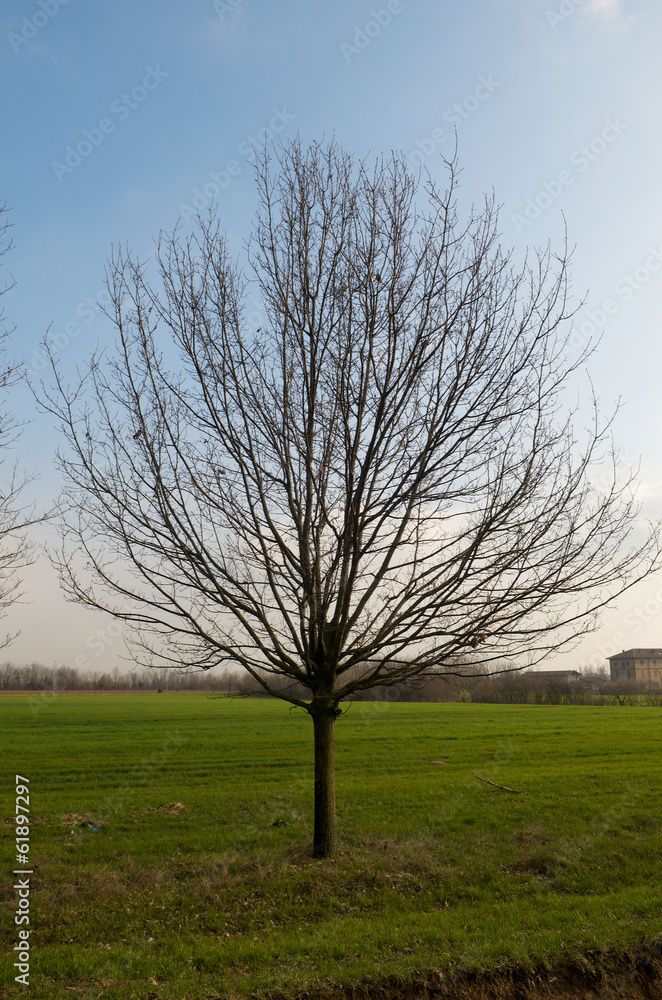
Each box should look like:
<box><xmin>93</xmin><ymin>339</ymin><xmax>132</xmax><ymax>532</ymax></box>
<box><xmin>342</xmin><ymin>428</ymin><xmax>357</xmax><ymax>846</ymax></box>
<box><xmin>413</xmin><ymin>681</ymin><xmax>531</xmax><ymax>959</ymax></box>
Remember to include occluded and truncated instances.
<box><xmin>263</xmin><ymin>940</ymin><xmax>662</xmax><ymax>1000</ymax></box>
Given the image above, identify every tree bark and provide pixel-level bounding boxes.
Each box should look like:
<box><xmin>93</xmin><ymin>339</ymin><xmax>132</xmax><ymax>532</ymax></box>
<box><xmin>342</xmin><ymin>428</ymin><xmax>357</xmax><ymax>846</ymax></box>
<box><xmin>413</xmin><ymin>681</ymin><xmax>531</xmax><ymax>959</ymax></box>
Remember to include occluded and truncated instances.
<box><xmin>311</xmin><ymin>703</ymin><xmax>340</xmax><ymax>858</ymax></box>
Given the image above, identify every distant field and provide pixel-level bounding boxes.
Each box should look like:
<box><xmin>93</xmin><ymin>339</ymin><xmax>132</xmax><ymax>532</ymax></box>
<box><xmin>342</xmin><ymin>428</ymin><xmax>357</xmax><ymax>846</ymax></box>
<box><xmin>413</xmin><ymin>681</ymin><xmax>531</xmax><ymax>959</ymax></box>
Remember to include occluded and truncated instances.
<box><xmin>1</xmin><ymin>694</ymin><xmax>661</xmax><ymax>999</ymax></box>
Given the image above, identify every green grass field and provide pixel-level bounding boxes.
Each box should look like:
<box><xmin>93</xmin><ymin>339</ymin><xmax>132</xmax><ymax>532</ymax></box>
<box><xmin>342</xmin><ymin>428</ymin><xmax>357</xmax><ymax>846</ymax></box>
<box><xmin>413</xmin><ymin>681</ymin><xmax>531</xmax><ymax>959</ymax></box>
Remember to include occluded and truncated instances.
<box><xmin>2</xmin><ymin>693</ymin><xmax>661</xmax><ymax>999</ymax></box>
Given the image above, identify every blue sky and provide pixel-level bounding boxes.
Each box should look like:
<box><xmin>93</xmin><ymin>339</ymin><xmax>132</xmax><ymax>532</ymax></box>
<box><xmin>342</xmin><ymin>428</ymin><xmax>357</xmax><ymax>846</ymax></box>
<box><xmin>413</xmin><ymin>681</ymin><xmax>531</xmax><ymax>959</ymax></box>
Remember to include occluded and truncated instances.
<box><xmin>1</xmin><ymin>0</ymin><xmax>662</xmax><ymax>674</ymax></box>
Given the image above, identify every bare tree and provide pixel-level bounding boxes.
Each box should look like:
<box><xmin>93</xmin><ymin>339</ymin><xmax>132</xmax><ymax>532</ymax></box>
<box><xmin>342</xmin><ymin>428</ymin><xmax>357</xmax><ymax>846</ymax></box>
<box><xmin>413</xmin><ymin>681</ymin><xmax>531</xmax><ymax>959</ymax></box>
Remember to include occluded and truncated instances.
<box><xmin>37</xmin><ymin>141</ymin><xmax>660</xmax><ymax>856</ymax></box>
<box><xmin>0</xmin><ymin>203</ymin><xmax>37</xmax><ymax>643</ymax></box>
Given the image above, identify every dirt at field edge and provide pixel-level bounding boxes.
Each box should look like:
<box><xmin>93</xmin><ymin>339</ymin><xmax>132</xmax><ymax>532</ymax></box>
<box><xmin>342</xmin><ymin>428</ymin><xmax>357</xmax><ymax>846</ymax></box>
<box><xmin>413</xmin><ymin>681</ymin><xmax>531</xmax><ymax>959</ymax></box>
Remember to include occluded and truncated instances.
<box><xmin>260</xmin><ymin>939</ymin><xmax>662</xmax><ymax>1000</ymax></box>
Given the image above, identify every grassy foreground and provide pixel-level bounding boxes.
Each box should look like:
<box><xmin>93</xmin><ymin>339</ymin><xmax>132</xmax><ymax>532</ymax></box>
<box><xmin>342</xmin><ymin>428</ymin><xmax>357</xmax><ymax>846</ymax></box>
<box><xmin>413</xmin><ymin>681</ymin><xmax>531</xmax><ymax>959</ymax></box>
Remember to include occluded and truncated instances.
<box><xmin>1</xmin><ymin>693</ymin><xmax>661</xmax><ymax>998</ymax></box>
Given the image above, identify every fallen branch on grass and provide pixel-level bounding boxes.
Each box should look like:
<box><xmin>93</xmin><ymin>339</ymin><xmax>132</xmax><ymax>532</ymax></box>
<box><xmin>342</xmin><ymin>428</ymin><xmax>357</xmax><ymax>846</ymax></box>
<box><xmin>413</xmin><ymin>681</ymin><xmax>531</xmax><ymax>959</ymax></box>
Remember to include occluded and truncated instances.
<box><xmin>476</xmin><ymin>775</ymin><xmax>525</xmax><ymax>793</ymax></box>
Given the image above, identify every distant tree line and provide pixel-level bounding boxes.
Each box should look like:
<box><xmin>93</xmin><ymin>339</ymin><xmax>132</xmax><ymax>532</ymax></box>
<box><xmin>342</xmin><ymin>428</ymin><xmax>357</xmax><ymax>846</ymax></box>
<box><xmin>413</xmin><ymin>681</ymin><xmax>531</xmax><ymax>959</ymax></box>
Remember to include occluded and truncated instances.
<box><xmin>0</xmin><ymin>661</ymin><xmax>244</xmax><ymax>692</ymax></box>
<box><xmin>453</xmin><ymin>669</ymin><xmax>662</xmax><ymax>707</ymax></box>
<box><xmin>240</xmin><ymin>663</ymin><xmax>662</xmax><ymax>706</ymax></box>
<box><xmin>2</xmin><ymin>661</ymin><xmax>661</xmax><ymax>706</ymax></box>
<box><xmin>229</xmin><ymin>664</ymin><xmax>662</xmax><ymax>706</ymax></box>
<box><xmin>338</xmin><ymin>668</ymin><xmax>662</xmax><ymax>707</ymax></box>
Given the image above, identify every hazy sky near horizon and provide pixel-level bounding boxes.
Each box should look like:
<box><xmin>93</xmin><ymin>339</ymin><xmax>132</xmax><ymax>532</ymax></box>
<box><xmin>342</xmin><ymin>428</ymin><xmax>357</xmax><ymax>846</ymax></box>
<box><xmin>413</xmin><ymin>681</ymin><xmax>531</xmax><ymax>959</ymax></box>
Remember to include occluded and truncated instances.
<box><xmin>1</xmin><ymin>0</ymin><xmax>662</xmax><ymax>675</ymax></box>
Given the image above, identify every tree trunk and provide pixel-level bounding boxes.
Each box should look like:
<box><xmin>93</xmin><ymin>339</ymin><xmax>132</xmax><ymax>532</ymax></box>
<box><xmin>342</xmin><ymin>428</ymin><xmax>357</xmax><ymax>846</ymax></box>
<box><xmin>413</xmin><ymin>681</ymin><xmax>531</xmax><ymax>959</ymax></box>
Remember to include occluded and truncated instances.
<box><xmin>311</xmin><ymin>704</ymin><xmax>339</xmax><ymax>858</ymax></box>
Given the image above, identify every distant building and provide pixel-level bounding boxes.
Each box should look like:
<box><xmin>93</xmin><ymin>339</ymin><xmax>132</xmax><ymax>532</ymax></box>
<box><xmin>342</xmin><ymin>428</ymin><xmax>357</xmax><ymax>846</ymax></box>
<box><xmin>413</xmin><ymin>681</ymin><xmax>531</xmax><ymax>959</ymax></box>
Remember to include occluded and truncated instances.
<box><xmin>608</xmin><ymin>649</ymin><xmax>662</xmax><ymax>686</ymax></box>
<box><xmin>532</xmin><ymin>670</ymin><xmax>581</xmax><ymax>683</ymax></box>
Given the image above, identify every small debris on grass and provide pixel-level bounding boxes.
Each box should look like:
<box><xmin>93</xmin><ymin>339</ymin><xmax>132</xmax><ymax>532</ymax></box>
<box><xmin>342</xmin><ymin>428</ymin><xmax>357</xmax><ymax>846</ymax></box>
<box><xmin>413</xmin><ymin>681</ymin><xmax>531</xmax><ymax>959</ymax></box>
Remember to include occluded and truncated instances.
<box><xmin>476</xmin><ymin>775</ymin><xmax>525</xmax><ymax>793</ymax></box>
<box><xmin>61</xmin><ymin>813</ymin><xmax>105</xmax><ymax>831</ymax></box>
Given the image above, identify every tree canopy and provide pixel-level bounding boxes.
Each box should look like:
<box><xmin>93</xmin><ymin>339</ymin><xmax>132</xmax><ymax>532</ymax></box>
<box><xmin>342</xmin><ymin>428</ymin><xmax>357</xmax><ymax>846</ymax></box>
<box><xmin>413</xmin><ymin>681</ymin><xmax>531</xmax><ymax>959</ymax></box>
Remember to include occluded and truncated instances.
<box><xmin>37</xmin><ymin>141</ymin><xmax>661</xmax><ymax>855</ymax></box>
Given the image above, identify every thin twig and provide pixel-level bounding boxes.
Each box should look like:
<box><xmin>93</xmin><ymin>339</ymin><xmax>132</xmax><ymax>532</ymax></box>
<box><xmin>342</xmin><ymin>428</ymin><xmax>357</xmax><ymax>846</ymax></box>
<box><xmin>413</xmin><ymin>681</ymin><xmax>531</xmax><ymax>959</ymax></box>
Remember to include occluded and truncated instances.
<box><xmin>476</xmin><ymin>775</ymin><xmax>524</xmax><ymax>793</ymax></box>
